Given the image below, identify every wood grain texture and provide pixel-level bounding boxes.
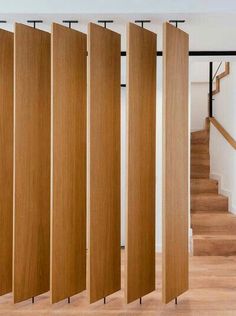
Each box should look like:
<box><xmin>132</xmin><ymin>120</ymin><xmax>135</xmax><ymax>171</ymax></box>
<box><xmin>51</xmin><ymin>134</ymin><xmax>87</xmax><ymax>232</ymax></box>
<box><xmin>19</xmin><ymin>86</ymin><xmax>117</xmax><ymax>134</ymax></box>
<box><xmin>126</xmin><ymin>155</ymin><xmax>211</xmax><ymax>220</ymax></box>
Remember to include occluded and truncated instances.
<box><xmin>191</xmin><ymin>194</ymin><xmax>228</xmax><ymax>213</ymax></box>
<box><xmin>126</xmin><ymin>23</ymin><xmax>156</xmax><ymax>303</ymax></box>
<box><xmin>162</xmin><ymin>22</ymin><xmax>189</xmax><ymax>304</ymax></box>
<box><xmin>2</xmin><ymin>253</ymin><xmax>236</xmax><ymax>315</ymax></box>
<box><xmin>193</xmin><ymin>234</ymin><xmax>236</xmax><ymax>256</ymax></box>
<box><xmin>191</xmin><ymin>179</ymin><xmax>218</xmax><ymax>194</ymax></box>
<box><xmin>51</xmin><ymin>23</ymin><xmax>87</xmax><ymax>303</ymax></box>
<box><xmin>14</xmin><ymin>23</ymin><xmax>51</xmax><ymax>303</ymax></box>
<box><xmin>88</xmin><ymin>23</ymin><xmax>121</xmax><ymax>303</ymax></box>
<box><xmin>0</xmin><ymin>29</ymin><xmax>13</xmax><ymax>296</ymax></box>
<box><xmin>209</xmin><ymin>117</ymin><xmax>236</xmax><ymax>150</ymax></box>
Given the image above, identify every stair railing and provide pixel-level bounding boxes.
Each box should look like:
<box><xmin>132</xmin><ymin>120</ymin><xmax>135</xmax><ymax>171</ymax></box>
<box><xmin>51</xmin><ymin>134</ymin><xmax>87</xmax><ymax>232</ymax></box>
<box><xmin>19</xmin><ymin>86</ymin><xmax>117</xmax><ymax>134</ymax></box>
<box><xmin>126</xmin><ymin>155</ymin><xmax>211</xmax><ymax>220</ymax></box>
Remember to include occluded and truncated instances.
<box><xmin>208</xmin><ymin>61</ymin><xmax>224</xmax><ymax>117</ymax></box>
<box><xmin>208</xmin><ymin>61</ymin><xmax>236</xmax><ymax>150</ymax></box>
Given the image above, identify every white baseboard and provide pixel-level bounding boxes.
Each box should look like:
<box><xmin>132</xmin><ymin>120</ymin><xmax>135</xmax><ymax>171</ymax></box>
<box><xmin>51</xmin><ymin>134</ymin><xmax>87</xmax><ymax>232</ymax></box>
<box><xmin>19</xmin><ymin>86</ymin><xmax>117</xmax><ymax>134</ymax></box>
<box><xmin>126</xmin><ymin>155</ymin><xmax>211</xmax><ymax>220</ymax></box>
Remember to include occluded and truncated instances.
<box><xmin>210</xmin><ymin>172</ymin><xmax>236</xmax><ymax>214</ymax></box>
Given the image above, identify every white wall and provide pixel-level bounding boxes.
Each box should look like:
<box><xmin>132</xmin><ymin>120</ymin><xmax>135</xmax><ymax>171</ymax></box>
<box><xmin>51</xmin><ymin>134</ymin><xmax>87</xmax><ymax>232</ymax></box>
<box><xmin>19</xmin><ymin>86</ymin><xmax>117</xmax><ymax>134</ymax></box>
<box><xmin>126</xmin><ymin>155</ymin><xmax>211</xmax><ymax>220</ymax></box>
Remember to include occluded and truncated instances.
<box><xmin>190</xmin><ymin>62</ymin><xmax>209</xmax><ymax>132</ymax></box>
<box><xmin>210</xmin><ymin>62</ymin><xmax>236</xmax><ymax>213</ymax></box>
<box><xmin>190</xmin><ymin>61</ymin><xmax>225</xmax><ymax>132</ymax></box>
<box><xmin>190</xmin><ymin>62</ymin><xmax>209</xmax><ymax>82</ymax></box>
<box><xmin>191</xmin><ymin>83</ymin><xmax>208</xmax><ymax>131</ymax></box>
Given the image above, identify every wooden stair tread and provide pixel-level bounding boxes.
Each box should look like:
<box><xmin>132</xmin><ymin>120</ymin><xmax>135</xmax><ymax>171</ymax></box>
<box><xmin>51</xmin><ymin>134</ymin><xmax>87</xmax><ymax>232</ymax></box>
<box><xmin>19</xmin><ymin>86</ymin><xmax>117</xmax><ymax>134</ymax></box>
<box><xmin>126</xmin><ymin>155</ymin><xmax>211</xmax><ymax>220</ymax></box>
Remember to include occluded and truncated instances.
<box><xmin>191</xmin><ymin>175</ymin><xmax>209</xmax><ymax>179</ymax></box>
<box><xmin>191</xmin><ymin>212</ymin><xmax>236</xmax><ymax>234</ymax></box>
<box><xmin>192</xmin><ymin>193</ymin><xmax>226</xmax><ymax>198</ymax></box>
<box><xmin>191</xmin><ymin>179</ymin><xmax>218</xmax><ymax>194</ymax></box>
<box><xmin>191</xmin><ymin>143</ymin><xmax>209</xmax><ymax>154</ymax></box>
<box><xmin>191</xmin><ymin>153</ymin><xmax>209</xmax><ymax>159</ymax></box>
<box><xmin>191</xmin><ymin>159</ymin><xmax>210</xmax><ymax>166</ymax></box>
<box><xmin>191</xmin><ymin>179</ymin><xmax>217</xmax><ymax>183</ymax></box>
<box><xmin>191</xmin><ymin>210</ymin><xmax>227</xmax><ymax>215</ymax></box>
<box><xmin>192</xmin><ymin>212</ymin><xmax>235</xmax><ymax>219</ymax></box>
<box><xmin>193</xmin><ymin>235</ymin><xmax>236</xmax><ymax>240</ymax></box>
<box><xmin>191</xmin><ymin>169</ymin><xmax>210</xmax><ymax>179</ymax></box>
<box><xmin>191</xmin><ymin>129</ymin><xmax>208</xmax><ymax>136</ymax></box>
<box><xmin>191</xmin><ymin>193</ymin><xmax>228</xmax><ymax>213</ymax></box>
<box><xmin>193</xmin><ymin>238</ymin><xmax>236</xmax><ymax>256</ymax></box>
<box><xmin>191</xmin><ymin>179</ymin><xmax>217</xmax><ymax>185</ymax></box>
<box><xmin>191</xmin><ymin>130</ymin><xmax>209</xmax><ymax>144</ymax></box>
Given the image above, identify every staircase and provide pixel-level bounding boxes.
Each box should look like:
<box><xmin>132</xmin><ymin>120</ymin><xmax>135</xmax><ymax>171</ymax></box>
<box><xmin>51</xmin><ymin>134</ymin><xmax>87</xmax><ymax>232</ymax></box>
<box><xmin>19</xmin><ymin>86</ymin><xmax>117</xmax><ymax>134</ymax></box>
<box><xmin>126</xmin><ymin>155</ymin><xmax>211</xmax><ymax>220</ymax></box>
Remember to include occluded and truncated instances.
<box><xmin>191</xmin><ymin>122</ymin><xmax>236</xmax><ymax>256</ymax></box>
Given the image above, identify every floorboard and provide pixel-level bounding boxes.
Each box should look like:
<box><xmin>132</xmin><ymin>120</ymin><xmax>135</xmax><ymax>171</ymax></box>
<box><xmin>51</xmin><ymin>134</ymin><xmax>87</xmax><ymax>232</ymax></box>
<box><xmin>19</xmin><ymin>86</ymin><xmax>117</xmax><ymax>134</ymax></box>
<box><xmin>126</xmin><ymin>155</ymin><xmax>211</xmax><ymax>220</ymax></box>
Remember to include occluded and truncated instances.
<box><xmin>1</xmin><ymin>252</ymin><xmax>236</xmax><ymax>315</ymax></box>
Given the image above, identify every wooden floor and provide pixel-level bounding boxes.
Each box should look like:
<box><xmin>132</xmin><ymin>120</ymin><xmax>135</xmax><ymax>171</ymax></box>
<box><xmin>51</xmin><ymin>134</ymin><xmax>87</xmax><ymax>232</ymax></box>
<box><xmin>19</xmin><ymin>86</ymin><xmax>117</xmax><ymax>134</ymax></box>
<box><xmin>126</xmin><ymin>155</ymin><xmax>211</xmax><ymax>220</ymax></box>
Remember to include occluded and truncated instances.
<box><xmin>1</xmin><ymin>252</ymin><xmax>236</xmax><ymax>315</ymax></box>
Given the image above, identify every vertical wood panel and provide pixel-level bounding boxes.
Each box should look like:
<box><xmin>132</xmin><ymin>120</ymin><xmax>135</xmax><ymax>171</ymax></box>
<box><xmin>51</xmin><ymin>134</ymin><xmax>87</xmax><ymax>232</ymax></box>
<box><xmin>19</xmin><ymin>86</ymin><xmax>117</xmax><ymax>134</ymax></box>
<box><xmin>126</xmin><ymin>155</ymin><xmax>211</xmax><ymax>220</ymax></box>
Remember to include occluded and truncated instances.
<box><xmin>88</xmin><ymin>23</ymin><xmax>121</xmax><ymax>303</ymax></box>
<box><xmin>14</xmin><ymin>23</ymin><xmax>50</xmax><ymax>303</ymax></box>
<box><xmin>162</xmin><ymin>22</ymin><xmax>189</xmax><ymax>304</ymax></box>
<box><xmin>0</xmin><ymin>29</ymin><xmax>13</xmax><ymax>296</ymax></box>
<box><xmin>126</xmin><ymin>23</ymin><xmax>156</xmax><ymax>303</ymax></box>
<box><xmin>51</xmin><ymin>23</ymin><xmax>87</xmax><ymax>303</ymax></box>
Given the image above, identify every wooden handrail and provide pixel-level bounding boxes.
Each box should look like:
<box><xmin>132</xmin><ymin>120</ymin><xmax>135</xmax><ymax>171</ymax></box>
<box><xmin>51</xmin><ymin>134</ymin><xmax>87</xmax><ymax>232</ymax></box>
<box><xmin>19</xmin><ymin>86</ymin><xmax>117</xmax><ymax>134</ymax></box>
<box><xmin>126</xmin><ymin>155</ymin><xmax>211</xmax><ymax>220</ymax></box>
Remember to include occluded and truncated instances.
<box><xmin>209</xmin><ymin>117</ymin><xmax>236</xmax><ymax>150</ymax></box>
<box><xmin>212</xmin><ymin>62</ymin><xmax>230</xmax><ymax>95</ymax></box>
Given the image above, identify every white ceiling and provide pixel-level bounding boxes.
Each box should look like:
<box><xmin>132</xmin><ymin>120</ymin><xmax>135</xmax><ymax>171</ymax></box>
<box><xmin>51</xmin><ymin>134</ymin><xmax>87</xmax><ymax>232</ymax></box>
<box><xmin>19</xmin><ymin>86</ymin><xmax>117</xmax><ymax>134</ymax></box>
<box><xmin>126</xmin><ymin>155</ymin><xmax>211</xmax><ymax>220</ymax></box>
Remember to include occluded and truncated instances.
<box><xmin>1</xmin><ymin>1</ymin><xmax>236</xmax><ymax>53</ymax></box>
<box><xmin>1</xmin><ymin>0</ymin><xmax>236</xmax><ymax>14</ymax></box>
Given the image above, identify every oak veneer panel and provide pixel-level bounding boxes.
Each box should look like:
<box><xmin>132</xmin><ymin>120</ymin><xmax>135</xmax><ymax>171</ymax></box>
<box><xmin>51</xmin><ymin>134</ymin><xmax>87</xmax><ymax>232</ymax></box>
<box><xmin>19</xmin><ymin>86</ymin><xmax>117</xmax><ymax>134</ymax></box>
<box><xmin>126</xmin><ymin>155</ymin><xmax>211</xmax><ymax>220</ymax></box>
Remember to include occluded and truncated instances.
<box><xmin>88</xmin><ymin>23</ymin><xmax>121</xmax><ymax>303</ymax></box>
<box><xmin>14</xmin><ymin>23</ymin><xmax>50</xmax><ymax>303</ymax></box>
<box><xmin>126</xmin><ymin>23</ymin><xmax>156</xmax><ymax>303</ymax></box>
<box><xmin>0</xmin><ymin>29</ymin><xmax>13</xmax><ymax>296</ymax></box>
<box><xmin>51</xmin><ymin>23</ymin><xmax>86</xmax><ymax>303</ymax></box>
<box><xmin>162</xmin><ymin>22</ymin><xmax>189</xmax><ymax>304</ymax></box>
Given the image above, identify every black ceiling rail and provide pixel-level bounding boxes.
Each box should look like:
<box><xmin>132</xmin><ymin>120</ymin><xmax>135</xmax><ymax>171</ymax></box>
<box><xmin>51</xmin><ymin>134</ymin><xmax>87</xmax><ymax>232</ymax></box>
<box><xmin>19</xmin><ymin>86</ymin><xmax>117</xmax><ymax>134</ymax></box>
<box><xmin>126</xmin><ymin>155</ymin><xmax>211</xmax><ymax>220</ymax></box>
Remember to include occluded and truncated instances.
<box><xmin>62</xmin><ymin>20</ymin><xmax>78</xmax><ymax>29</ymax></box>
<box><xmin>134</xmin><ymin>20</ymin><xmax>151</xmax><ymax>28</ymax></box>
<box><xmin>121</xmin><ymin>51</ymin><xmax>236</xmax><ymax>56</ymax></box>
<box><xmin>189</xmin><ymin>51</ymin><xmax>236</xmax><ymax>56</ymax></box>
<box><xmin>27</xmin><ymin>20</ymin><xmax>43</xmax><ymax>29</ymax></box>
<box><xmin>97</xmin><ymin>20</ymin><xmax>113</xmax><ymax>28</ymax></box>
<box><xmin>169</xmin><ymin>20</ymin><xmax>185</xmax><ymax>28</ymax></box>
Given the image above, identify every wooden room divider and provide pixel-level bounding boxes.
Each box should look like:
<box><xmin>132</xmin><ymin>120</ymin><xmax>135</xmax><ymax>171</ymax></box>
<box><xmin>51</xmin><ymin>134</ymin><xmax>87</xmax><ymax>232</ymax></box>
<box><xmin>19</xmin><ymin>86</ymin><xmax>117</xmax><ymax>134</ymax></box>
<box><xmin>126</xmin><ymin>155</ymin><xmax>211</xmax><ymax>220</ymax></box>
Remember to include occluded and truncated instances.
<box><xmin>0</xmin><ymin>29</ymin><xmax>13</xmax><ymax>296</ymax></box>
<box><xmin>162</xmin><ymin>22</ymin><xmax>189</xmax><ymax>304</ymax></box>
<box><xmin>51</xmin><ymin>23</ymin><xmax>87</xmax><ymax>303</ymax></box>
<box><xmin>13</xmin><ymin>23</ymin><xmax>51</xmax><ymax>303</ymax></box>
<box><xmin>88</xmin><ymin>23</ymin><xmax>121</xmax><ymax>303</ymax></box>
<box><xmin>126</xmin><ymin>23</ymin><xmax>156</xmax><ymax>303</ymax></box>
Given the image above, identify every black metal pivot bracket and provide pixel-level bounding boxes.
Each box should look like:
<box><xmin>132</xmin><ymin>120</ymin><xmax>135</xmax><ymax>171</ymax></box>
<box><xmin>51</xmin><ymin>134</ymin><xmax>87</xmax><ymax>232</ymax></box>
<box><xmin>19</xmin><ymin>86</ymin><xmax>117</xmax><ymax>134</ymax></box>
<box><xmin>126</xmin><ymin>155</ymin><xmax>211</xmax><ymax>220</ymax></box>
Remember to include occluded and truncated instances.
<box><xmin>27</xmin><ymin>20</ymin><xmax>43</xmax><ymax>29</ymax></box>
<box><xmin>169</xmin><ymin>20</ymin><xmax>185</xmax><ymax>28</ymax></box>
<box><xmin>135</xmin><ymin>20</ymin><xmax>151</xmax><ymax>28</ymax></box>
<box><xmin>97</xmin><ymin>20</ymin><xmax>113</xmax><ymax>28</ymax></box>
<box><xmin>62</xmin><ymin>20</ymin><xmax>78</xmax><ymax>29</ymax></box>
<box><xmin>0</xmin><ymin>20</ymin><xmax>7</xmax><ymax>24</ymax></box>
